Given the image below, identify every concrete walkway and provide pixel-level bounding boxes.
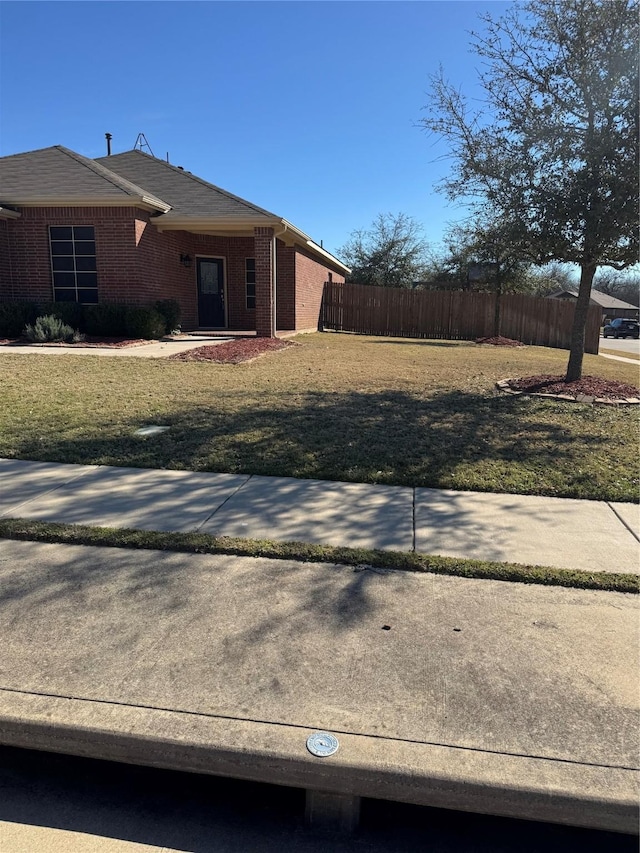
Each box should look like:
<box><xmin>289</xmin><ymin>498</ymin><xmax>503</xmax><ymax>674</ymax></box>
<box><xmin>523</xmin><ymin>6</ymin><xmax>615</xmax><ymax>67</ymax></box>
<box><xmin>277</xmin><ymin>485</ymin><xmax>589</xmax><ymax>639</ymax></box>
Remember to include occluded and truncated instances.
<box><xmin>0</xmin><ymin>335</ymin><xmax>229</xmax><ymax>358</ymax></box>
<box><xmin>0</xmin><ymin>457</ymin><xmax>638</xmax><ymax>574</ymax></box>
<box><xmin>599</xmin><ymin>352</ymin><xmax>640</xmax><ymax>365</ymax></box>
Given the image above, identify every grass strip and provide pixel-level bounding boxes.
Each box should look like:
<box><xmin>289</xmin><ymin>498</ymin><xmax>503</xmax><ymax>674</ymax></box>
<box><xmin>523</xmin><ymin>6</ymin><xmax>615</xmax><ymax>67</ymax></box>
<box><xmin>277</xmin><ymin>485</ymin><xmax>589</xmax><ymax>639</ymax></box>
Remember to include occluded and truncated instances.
<box><xmin>0</xmin><ymin>518</ymin><xmax>636</xmax><ymax>594</ymax></box>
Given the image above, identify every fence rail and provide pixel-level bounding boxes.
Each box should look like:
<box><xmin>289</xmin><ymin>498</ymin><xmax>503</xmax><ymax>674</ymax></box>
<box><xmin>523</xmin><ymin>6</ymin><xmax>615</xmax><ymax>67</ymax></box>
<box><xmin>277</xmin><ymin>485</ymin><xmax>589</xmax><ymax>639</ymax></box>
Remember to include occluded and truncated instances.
<box><xmin>321</xmin><ymin>282</ymin><xmax>601</xmax><ymax>353</ymax></box>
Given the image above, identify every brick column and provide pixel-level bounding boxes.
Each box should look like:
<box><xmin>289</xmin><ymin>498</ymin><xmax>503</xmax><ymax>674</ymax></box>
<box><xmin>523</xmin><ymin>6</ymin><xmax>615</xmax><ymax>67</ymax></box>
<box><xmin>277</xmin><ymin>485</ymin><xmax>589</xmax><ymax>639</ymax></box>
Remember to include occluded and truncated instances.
<box><xmin>254</xmin><ymin>226</ymin><xmax>274</xmax><ymax>337</ymax></box>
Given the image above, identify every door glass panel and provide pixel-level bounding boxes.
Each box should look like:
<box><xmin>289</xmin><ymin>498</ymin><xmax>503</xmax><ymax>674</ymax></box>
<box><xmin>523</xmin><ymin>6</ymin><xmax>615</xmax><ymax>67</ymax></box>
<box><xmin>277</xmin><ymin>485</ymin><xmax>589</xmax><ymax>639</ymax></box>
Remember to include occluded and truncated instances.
<box><xmin>199</xmin><ymin>262</ymin><xmax>219</xmax><ymax>294</ymax></box>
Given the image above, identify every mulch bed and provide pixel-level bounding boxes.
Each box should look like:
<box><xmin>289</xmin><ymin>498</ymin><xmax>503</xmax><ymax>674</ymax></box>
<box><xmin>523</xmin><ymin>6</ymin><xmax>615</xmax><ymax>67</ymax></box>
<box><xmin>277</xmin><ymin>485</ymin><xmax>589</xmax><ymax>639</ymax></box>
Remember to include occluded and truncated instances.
<box><xmin>168</xmin><ymin>337</ymin><xmax>294</xmax><ymax>364</ymax></box>
<box><xmin>476</xmin><ymin>336</ymin><xmax>525</xmax><ymax>347</ymax></box>
<box><xmin>506</xmin><ymin>374</ymin><xmax>640</xmax><ymax>401</ymax></box>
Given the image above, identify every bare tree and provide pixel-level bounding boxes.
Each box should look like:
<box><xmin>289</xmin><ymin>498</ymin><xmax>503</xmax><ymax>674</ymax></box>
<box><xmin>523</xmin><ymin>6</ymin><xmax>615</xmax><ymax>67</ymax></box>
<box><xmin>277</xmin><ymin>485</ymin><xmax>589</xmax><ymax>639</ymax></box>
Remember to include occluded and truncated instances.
<box><xmin>422</xmin><ymin>0</ymin><xmax>638</xmax><ymax>379</ymax></box>
<box><xmin>339</xmin><ymin>213</ymin><xmax>431</xmax><ymax>289</ymax></box>
<box><xmin>593</xmin><ymin>270</ymin><xmax>640</xmax><ymax>308</ymax></box>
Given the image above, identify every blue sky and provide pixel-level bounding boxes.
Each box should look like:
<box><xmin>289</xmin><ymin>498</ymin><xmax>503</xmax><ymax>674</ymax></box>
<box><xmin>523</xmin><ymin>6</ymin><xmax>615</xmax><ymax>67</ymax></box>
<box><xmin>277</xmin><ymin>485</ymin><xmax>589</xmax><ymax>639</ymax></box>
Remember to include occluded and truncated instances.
<box><xmin>0</xmin><ymin>1</ymin><xmax>512</xmax><ymax>258</ymax></box>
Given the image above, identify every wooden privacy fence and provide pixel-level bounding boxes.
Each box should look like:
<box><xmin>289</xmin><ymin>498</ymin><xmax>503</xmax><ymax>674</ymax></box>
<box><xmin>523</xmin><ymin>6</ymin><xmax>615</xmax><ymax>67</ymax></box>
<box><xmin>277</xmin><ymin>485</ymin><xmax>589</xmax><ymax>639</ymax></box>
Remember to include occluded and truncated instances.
<box><xmin>321</xmin><ymin>282</ymin><xmax>601</xmax><ymax>353</ymax></box>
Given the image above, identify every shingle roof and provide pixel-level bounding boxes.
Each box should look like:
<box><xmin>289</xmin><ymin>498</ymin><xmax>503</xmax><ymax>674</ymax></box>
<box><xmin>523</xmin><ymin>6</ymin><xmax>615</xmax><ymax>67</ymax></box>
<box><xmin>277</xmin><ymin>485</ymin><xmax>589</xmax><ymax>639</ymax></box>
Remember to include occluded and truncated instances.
<box><xmin>550</xmin><ymin>288</ymin><xmax>638</xmax><ymax>311</ymax></box>
<box><xmin>94</xmin><ymin>150</ymin><xmax>277</xmax><ymax>220</ymax></box>
<box><xmin>0</xmin><ymin>146</ymin><xmax>169</xmax><ymax>210</ymax></box>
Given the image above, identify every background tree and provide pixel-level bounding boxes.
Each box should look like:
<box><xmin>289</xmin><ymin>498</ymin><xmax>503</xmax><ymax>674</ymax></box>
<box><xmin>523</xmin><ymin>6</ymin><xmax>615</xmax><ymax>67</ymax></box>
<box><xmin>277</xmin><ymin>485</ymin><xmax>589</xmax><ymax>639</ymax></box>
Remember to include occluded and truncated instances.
<box><xmin>526</xmin><ymin>263</ymin><xmax>579</xmax><ymax>297</ymax></box>
<box><xmin>421</xmin><ymin>0</ymin><xmax>638</xmax><ymax>380</ymax></box>
<box><xmin>339</xmin><ymin>212</ymin><xmax>431</xmax><ymax>288</ymax></box>
<box><xmin>592</xmin><ymin>270</ymin><xmax>640</xmax><ymax>308</ymax></box>
<box><xmin>437</xmin><ymin>215</ymin><xmax>534</xmax><ymax>335</ymax></box>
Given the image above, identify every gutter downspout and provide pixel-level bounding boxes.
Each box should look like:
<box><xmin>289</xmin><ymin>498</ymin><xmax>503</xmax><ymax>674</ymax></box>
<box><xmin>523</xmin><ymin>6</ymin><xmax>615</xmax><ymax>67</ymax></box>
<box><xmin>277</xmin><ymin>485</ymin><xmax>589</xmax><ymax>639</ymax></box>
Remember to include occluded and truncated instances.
<box><xmin>272</xmin><ymin>223</ymin><xmax>288</xmax><ymax>336</ymax></box>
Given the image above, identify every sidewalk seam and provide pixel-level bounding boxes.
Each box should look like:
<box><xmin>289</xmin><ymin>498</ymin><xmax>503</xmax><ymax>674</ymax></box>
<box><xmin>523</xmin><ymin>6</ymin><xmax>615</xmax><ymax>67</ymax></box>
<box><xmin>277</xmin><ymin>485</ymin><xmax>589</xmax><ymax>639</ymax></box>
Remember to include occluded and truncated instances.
<box><xmin>412</xmin><ymin>487</ymin><xmax>416</xmax><ymax>552</ymax></box>
<box><xmin>1</xmin><ymin>686</ymin><xmax>636</xmax><ymax>772</ymax></box>
<box><xmin>607</xmin><ymin>502</ymin><xmax>640</xmax><ymax>543</ymax></box>
<box><xmin>193</xmin><ymin>473</ymin><xmax>253</xmax><ymax>531</ymax></box>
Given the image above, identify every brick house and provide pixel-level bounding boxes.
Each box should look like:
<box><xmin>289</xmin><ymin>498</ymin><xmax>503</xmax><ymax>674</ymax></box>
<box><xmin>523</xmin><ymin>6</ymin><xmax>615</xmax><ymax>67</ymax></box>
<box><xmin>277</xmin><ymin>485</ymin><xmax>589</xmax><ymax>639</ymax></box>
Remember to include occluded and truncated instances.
<box><xmin>0</xmin><ymin>146</ymin><xmax>349</xmax><ymax>335</ymax></box>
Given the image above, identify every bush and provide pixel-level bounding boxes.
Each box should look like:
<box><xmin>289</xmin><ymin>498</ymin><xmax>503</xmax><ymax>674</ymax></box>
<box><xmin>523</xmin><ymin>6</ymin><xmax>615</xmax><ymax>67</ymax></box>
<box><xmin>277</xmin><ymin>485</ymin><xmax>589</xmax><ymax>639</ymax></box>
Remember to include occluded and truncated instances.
<box><xmin>0</xmin><ymin>301</ymin><xmax>38</xmax><ymax>337</ymax></box>
<box><xmin>155</xmin><ymin>299</ymin><xmax>181</xmax><ymax>334</ymax></box>
<box><xmin>83</xmin><ymin>303</ymin><xmax>165</xmax><ymax>340</ymax></box>
<box><xmin>124</xmin><ymin>306</ymin><xmax>166</xmax><ymax>340</ymax></box>
<box><xmin>37</xmin><ymin>301</ymin><xmax>84</xmax><ymax>330</ymax></box>
<box><xmin>24</xmin><ymin>314</ymin><xmax>83</xmax><ymax>343</ymax></box>
<box><xmin>83</xmin><ymin>303</ymin><xmax>128</xmax><ymax>337</ymax></box>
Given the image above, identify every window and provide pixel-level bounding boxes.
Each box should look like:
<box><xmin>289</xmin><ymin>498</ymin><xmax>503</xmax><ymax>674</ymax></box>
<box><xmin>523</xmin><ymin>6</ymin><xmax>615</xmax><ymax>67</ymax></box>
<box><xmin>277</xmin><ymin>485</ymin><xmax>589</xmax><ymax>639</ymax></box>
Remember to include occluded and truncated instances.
<box><xmin>246</xmin><ymin>258</ymin><xmax>256</xmax><ymax>309</ymax></box>
<box><xmin>49</xmin><ymin>225</ymin><xmax>98</xmax><ymax>304</ymax></box>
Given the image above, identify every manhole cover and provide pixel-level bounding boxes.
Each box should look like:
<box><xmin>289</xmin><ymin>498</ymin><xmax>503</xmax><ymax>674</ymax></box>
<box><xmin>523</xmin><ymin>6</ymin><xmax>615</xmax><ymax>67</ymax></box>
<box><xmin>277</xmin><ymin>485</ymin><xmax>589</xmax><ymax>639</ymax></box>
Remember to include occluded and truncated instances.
<box><xmin>306</xmin><ymin>732</ymin><xmax>339</xmax><ymax>758</ymax></box>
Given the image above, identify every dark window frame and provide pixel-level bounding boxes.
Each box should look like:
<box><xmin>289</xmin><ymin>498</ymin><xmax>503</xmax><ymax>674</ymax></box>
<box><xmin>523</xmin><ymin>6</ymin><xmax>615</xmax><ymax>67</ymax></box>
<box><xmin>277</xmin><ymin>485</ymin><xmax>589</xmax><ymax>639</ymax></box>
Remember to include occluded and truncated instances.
<box><xmin>245</xmin><ymin>258</ymin><xmax>256</xmax><ymax>310</ymax></box>
<box><xmin>49</xmin><ymin>225</ymin><xmax>98</xmax><ymax>304</ymax></box>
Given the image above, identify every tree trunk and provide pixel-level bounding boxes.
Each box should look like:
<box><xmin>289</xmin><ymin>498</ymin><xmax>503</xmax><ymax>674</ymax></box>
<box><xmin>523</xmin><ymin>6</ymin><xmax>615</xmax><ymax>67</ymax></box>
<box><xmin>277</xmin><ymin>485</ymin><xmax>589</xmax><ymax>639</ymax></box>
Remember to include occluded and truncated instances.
<box><xmin>565</xmin><ymin>263</ymin><xmax>597</xmax><ymax>382</ymax></box>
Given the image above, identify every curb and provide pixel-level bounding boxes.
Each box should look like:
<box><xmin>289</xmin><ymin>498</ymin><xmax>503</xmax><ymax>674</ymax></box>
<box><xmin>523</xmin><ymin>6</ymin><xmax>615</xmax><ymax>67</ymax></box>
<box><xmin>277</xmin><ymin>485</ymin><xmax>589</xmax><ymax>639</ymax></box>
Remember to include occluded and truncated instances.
<box><xmin>0</xmin><ymin>688</ymin><xmax>637</xmax><ymax>835</ymax></box>
<box><xmin>496</xmin><ymin>379</ymin><xmax>640</xmax><ymax>406</ymax></box>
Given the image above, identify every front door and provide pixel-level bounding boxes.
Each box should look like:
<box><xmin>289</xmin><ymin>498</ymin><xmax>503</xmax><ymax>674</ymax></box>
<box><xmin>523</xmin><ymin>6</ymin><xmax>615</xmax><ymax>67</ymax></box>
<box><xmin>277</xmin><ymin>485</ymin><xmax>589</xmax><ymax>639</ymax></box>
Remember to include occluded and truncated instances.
<box><xmin>196</xmin><ymin>257</ymin><xmax>226</xmax><ymax>327</ymax></box>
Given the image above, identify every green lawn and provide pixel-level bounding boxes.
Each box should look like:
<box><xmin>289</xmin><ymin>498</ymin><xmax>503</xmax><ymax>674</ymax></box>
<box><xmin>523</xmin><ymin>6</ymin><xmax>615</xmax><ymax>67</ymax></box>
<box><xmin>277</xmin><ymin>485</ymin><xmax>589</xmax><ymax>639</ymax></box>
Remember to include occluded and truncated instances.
<box><xmin>1</xmin><ymin>333</ymin><xmax>638</xmax><ymax>501</ymax></box>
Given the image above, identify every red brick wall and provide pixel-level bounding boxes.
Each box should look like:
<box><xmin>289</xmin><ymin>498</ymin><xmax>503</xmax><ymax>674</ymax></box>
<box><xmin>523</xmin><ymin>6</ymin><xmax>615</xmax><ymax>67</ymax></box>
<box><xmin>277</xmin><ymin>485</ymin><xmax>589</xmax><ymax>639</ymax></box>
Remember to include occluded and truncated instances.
<box><xmin>294</xmin><ymin>248</ymin><xmax>346</xmax><ymax>330</ymax></box>
<box><xmin>0</xmin><ymin>206</ymin><xmax>341</xmax><ymax>332</ymax></box>
<box><xmin>254</xmin><ymin>226</ymin><xmax>274</xmax><ymax>337</ymax></box>
<box><xmin>4</xmin><ymin>206</ymin><xmax>142</xmax><ymax>304</ymax></box>
<box><xmin>0</xmin><ymin>219</ymin><xmax>11</xmax><ymax>298</ymax></box>
<box><xmin>0</xmin><ymin>207</ymin><xmax>274</xmax><ymax>331</ymax></box>
<box><xmin>276</xmin><ymin>243</ymin><xmax>295</xmax><ymax>331</ymax></box>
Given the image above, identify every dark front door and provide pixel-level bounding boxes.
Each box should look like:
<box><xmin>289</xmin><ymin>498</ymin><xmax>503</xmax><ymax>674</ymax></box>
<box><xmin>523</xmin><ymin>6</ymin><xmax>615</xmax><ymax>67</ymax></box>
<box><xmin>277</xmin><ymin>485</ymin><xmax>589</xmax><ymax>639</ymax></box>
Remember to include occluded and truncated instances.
<box><xmin>197</xmin><ymin>257</ymin><xmax>226</xmax><ymax>327</ymax></box>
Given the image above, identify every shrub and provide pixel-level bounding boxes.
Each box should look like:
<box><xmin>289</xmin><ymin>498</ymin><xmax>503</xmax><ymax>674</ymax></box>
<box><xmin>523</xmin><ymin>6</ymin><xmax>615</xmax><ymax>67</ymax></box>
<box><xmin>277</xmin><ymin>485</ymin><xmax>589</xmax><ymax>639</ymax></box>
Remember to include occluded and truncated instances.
<box><xmin>0</xmin><ymin>301</ymin><xmax>38</xmax><ymax>337</ymax></box>
<box><xmin>83</xmin><ymin>303</ymin><xmax>165</xmax><ymax>339</ymax></box>
<box><xmin>155</xmin><ymin>299</ymin><xmax>181</xmax><ymax>334</ymax></box>
<box><xmin>24</xmin><ymin>314</ymin><xmax>83</xmax><ymax>343</ymax></box>
<box><xmin>37</xmin><ymin>301</ymin><xmax>84</xmax><ymax>331</ymax></box>
<box><xmin>124</xmin><ymin>306</ymin><xmax>166</xmax><ymax>340</ymax></box>
<box><xmin>83</xmin><ymin>303</ymin><xmax>128</xmax><ymax>337</ymax></box>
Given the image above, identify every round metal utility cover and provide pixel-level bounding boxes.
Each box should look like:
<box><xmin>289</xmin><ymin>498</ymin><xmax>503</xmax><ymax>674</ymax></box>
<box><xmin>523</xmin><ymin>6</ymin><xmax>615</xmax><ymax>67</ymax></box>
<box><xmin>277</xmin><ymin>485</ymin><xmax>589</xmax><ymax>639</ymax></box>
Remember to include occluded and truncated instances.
<box><xmin>306</xmin><ymin>732</ymin><xmax>339</xmax><ymax>758</ymax></box>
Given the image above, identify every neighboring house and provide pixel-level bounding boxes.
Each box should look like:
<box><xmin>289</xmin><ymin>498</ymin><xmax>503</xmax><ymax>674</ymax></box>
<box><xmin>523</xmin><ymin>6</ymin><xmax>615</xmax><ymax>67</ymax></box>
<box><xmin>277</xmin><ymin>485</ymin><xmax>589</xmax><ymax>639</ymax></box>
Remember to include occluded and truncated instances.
<box><xmin>547</xmin><ymin>288</ymin><xmax>639</xmax><ymax>322</ymax></box>
<box><xmin>0</xmin><ymin>145</ymin><xmax>349</xmax><ymax>335</ymax></box>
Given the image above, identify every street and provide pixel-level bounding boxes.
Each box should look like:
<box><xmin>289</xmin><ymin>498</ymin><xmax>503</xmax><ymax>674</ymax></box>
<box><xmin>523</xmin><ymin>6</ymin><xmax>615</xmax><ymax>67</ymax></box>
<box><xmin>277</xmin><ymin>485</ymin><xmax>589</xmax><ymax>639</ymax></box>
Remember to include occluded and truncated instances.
<box><xmin>600</xmin><ymin>335</ymin><xmax>640</xmax><ymax>356</ymax></box>
<box><xmin>0</xmin><ymin>747</ymin><xmax>637</xmax><ymax>852</ymax></box>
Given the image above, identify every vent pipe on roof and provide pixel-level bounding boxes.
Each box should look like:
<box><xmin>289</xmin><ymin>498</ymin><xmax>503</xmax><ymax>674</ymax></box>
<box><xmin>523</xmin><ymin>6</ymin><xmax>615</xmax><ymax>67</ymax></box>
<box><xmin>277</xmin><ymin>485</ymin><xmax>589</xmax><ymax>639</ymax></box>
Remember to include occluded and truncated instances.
<box><xmin>105</xmin><ymin>133</ymin><xmax>112</xmax><ymax>156</ymax></box>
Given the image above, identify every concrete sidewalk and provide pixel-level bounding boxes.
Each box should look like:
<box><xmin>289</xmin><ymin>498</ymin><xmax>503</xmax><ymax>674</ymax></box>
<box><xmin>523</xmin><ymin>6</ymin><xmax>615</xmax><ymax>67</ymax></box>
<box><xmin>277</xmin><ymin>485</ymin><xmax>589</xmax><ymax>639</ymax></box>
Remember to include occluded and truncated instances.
<box><xmin>0</xmin><ymin>335</ymin><xmax>229</xmax><ymax>358</ymax></box>
<box><xmin>0</xmin><ymin>539</ymin><xmax>637</xmax><ymax>833</ymax></box>
<box><xmin>0</xmin><ymin>457</ymin><xmax>638</xmax><ymax>574</ymax></box>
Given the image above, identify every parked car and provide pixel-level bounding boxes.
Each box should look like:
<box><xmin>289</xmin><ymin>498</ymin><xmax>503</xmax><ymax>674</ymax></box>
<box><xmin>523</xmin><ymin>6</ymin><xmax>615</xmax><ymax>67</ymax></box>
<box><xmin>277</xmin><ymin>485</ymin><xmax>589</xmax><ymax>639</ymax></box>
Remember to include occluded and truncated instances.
<box><xmin>603</xmin><ymin>318</ymin><xmax>639</xmax><ymax>339</ymax></box>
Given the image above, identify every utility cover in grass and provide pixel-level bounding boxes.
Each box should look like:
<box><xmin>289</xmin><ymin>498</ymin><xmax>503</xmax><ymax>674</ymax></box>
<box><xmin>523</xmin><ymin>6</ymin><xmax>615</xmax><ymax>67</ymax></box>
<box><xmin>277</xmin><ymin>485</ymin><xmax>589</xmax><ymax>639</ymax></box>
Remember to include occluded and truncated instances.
<box><xmin>134</xmin><ymin>426</ymin><xmax>170</xmax><ymax>436</ymax></box>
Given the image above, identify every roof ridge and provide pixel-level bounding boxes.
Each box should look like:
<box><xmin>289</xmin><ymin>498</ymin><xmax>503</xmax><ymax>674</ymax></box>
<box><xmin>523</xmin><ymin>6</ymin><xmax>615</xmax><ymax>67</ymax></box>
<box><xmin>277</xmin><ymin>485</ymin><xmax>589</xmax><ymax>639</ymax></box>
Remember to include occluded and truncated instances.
<box><xmin>102</xmin><ymin>150</ymin><xmax>278</xmax><ymax>218</ymax></box>
<box><xmin>58</xmin><ymin>146</ymin><xmax>168</xmax><ymax>204</ymax></box>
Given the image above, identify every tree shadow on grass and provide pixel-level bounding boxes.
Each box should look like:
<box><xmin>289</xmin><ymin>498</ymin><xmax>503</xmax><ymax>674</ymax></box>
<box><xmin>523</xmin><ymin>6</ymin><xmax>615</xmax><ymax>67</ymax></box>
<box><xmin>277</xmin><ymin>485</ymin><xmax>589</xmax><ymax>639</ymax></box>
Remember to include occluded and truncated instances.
<box><xmin>3</xmin><ymin>388</ymin><xmax>616</xmax><ymax>500</ymax></box>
